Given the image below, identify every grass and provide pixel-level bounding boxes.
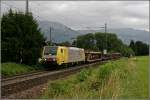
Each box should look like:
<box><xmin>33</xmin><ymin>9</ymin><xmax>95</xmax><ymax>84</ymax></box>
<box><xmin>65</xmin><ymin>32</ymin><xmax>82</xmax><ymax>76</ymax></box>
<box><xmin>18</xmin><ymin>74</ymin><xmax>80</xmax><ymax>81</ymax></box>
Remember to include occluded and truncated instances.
<box><xmin>41</xmin><ymin>56</ymin><xmax>148</xmax><ymax>99</ymax></box>
<box><xmin>1</xmin><ymin>62</ymin><xmax>44</xmax><ymax>77</ymax></box>
<box><xmin>120</xmin><ymin>56</ymin><xmax>148</xmax><ymax>99</ymax></box>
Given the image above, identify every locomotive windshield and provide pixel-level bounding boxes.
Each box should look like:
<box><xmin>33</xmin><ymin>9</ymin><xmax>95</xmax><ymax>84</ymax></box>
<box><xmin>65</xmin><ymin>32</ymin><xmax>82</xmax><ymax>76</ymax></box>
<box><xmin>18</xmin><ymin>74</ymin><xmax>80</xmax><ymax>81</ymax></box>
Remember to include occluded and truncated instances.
<box><xmin>44</xmin><ymin>46</ymin><xmax>58</xmax><ymax>55</ymax></box>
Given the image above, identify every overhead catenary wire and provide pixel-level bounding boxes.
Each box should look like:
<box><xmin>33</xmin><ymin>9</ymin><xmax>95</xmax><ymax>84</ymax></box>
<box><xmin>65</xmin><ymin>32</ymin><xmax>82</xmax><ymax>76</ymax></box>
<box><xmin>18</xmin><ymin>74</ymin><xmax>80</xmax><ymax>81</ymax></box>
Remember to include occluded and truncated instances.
<box><xmin>84</xmin><ymin>23</ymin><xmax>108</xmax><ymax>54</ymax></box>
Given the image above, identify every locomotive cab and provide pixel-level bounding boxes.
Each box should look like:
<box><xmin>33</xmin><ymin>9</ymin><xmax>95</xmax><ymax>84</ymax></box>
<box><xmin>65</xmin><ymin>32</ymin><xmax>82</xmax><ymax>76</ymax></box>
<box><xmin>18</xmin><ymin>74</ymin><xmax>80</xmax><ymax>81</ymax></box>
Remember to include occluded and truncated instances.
<box><xmin>41</xmin><ymin>46</ymin><xmax>58</xmax><ymax>65</ymax></box>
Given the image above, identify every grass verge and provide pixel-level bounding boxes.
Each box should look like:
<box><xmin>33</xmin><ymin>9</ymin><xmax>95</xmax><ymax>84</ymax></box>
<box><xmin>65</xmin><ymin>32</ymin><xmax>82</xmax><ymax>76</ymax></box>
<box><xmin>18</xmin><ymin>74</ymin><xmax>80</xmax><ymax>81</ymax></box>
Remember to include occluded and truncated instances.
<box><xmin>1</xmin><ymin>62</ymin><xmax>44</xmax><ymax>77</ymax></box>
<box><xmin>41</xmin><ymin>56</ymin><xmax>148</xmax><ymax>99</ymax></box>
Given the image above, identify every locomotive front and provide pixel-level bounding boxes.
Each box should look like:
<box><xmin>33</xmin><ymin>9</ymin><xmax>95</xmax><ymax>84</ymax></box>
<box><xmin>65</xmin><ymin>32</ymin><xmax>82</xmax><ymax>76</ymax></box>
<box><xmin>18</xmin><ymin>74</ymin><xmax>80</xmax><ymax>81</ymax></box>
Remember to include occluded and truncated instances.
<box><xmin>39</xmin><ymin>46</ymin><xmax>58</xmax><ymax>65</ymax></box>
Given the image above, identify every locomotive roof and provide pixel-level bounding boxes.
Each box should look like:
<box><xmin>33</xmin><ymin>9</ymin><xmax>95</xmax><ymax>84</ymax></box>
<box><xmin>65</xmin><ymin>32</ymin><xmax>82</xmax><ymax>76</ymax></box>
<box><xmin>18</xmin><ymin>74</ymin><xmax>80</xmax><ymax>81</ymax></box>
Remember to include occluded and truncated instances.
<box><xmin>44</xmin><ymin>46</ymin><xmax>84</xmax><ymax>50</ymax></box>
<box><xmin>85</xmin><ymin>51</ymin><xmax>101</xmax><ymax>54</ymax></box>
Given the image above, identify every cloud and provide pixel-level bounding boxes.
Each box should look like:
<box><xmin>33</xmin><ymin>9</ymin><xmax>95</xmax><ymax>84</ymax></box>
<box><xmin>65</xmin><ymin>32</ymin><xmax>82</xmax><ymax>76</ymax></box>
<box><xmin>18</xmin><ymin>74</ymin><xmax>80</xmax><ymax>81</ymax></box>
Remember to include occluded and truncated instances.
<box><xmin>1</xmin><ymin>1</ymin><xmax>149</xmax><ymax>31</ymax></box>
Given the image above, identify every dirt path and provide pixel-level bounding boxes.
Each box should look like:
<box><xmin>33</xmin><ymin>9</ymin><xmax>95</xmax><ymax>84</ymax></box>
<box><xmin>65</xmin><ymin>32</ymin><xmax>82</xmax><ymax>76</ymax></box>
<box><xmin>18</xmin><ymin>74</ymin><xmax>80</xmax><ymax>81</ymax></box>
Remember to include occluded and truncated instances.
<box><xmin>2</xmin><ymin>83</ymin><xmax>48</xmax><ymax>99</ymax></box>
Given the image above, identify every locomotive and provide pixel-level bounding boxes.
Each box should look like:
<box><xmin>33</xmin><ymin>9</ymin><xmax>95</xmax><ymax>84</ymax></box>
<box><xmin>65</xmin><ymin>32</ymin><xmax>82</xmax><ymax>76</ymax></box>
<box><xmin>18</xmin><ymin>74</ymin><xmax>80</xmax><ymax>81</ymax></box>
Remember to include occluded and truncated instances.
<box><xmin>39</xmin><ymin>46</ymin><xmax>121</xmax><ymax>66</ymax></box>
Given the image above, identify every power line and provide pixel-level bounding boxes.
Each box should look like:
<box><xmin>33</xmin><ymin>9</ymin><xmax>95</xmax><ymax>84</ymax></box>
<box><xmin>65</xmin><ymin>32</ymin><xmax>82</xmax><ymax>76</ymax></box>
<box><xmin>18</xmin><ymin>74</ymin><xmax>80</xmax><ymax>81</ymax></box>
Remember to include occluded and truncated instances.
<box><xmin>85</xmin><ymin>23</ymin><xmax>108</xmax><ymax>54</ymax></box>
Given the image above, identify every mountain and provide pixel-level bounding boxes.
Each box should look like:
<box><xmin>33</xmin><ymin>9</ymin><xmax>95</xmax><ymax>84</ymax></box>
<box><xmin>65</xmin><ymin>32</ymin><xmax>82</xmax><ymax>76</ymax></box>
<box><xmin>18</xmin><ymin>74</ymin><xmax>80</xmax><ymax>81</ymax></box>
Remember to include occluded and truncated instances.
<box><xmin>38</xmin><ymin>21</ymin><xmax>149</xmax><ymax>44</ymax></box>
<box><xmin>38</xmin><ymin>21</ymin><xmax>80</xmax><ymax>43</ymax></box>
<box><xmin>78</xmin><ymin>28</ymin><xmax>149</xmax><ymax>44</ymax></box>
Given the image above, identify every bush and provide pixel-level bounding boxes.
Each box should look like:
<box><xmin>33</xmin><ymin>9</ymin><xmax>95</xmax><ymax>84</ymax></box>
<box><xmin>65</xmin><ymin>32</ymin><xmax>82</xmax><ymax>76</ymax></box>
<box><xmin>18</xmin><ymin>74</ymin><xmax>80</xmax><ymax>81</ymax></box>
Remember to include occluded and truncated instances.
<box><xmin>97</xmin><ymin>62</ymin><xmax>116</xmax><ymax>81</ymax></box>
<box><xmin>47</xmin><ymin>81</ymin><xmax>72</xmax><ymax>97</ymax></box>
<box><xmin>89</xmin><ymin>79</ymin><xmax>101</xmax><ymax>91</ymax></box>
<box><xmin>1</xmin><ymin>62</ymin><xmax>39</xmax><ymax>76</ymax></box>
<box><xmin>76</xmin><ymin>68</ymin><xmax>92</xmax><ymax>82</ymax></box>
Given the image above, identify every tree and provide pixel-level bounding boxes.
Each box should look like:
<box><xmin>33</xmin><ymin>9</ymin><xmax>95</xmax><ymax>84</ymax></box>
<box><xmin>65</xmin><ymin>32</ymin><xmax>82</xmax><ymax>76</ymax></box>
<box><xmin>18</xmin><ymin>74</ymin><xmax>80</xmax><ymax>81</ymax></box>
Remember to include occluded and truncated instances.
<box><xmin>72</xmin><ymin>40</ymin><xmax>77</xmax><ymax>47</ymax></box>
<box><xmin>76</xmin><ymin>32</ymin><xmax>135</xmax><ymax>57</ymax></box>
<box><xmin>120</xmin><ymin>45</ymin><xmax>134</xmax><ymax>57</ymax></box>
<box><xmin>129</xmin><ymin>40</ymin><xmax>149</xmax><ymax>56</ymax></box>
<box><xmin>58</xmin><ymin>41</ymin><xmax>71</xmax><ymax>47</ymax></box>
<box><xmin>76</xmin><ymin>33</ymin><xmax>97</xmax><ymax>50</ymax></box>
<box><xmin>129</xmin><ymin>40</ymin><xmax>135</xmax><ymax>49</ymax></box>
<box><xmin>135</xmin><ymin>41</ymin><xmax>149</xmax><ymax>56</ymax></box>
<box><xmin>94</xmin><ymin>32</ymin><xmax>106</xmax><ymax>51</ymax></box>
<box><xmin>95</xmin><ymin>32</ymin><xmax>124</xmax><ymax>52</ymax></box>
<box><xmin>1</xmin><ymin>9</ymin><xmax>45</xmax><ymax>65</ymax></box>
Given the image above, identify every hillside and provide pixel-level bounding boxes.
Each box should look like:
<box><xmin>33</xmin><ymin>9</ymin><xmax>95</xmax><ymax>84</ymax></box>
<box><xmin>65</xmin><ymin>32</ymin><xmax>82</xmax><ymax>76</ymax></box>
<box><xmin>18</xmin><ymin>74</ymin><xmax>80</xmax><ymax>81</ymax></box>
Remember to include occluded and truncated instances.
<box><xmin>38</xmin><ymin>21</ymin><xmax>80</xmax><ymax>43</ymax></box>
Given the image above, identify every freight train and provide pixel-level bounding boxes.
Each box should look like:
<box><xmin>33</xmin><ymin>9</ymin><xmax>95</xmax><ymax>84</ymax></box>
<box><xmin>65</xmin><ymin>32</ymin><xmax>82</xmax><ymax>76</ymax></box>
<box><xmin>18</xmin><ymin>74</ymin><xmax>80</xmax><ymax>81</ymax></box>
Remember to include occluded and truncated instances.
<box><xmin>39</xmin><ymin>46</ymin><xmax>121</xmax><ymax>66</ymax></box>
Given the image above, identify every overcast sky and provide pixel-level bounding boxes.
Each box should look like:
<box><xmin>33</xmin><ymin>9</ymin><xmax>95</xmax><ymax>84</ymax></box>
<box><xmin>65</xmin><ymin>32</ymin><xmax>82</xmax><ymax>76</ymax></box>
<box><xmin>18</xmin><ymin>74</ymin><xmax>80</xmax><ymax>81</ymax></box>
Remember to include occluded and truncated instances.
<box><xmin>1</xmin><ymin>1</ymin><xmax>149</xmax><ymax>31</ymax></box>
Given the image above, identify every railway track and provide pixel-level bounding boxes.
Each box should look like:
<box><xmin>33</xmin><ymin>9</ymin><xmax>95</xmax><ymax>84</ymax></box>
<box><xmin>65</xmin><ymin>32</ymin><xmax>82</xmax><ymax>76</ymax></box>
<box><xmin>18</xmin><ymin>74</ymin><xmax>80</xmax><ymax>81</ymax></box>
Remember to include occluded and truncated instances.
<box><xmin>1</xmin><ymin>71</ymin><xmax>49</xmax><ymax>86</ymax></box>
<box><xmin>1</xmin><ymin>61</ymin><xmax>106</xmax><ymax>98</ymax></box>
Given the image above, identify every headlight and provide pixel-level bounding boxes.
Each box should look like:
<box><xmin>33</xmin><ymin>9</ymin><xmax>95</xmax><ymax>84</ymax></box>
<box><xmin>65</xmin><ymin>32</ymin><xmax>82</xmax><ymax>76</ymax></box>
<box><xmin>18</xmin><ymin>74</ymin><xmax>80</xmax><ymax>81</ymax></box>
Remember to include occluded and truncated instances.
<box><xmin>53</xmin><ymin>58</ymin><xmax>56</xmax><ymax>61</ymax></box>
<box><xmin>38</xmin><ymin>58</ymin><xmax>42</xmax><ymax>62</ymax></box>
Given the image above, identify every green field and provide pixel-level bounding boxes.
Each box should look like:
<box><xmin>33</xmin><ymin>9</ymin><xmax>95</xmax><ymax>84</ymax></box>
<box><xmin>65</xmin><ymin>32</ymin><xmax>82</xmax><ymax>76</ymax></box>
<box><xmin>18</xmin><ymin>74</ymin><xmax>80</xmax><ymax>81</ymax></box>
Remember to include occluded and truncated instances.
<box><xmin>1</xmin><ymin>62</ymin><xmax>44</xmax><ymax>77</ymax></box>
<box><xmin>41</xmin><ymin>56</ymin><xmax>148</xmax><ymax>99</ymax></box>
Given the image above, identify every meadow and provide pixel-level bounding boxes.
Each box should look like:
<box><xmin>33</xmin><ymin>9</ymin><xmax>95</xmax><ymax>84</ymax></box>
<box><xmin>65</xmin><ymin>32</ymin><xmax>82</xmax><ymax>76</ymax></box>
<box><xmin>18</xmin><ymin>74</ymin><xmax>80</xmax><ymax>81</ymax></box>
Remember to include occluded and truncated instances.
<box><xmin>41</xmin><ymin>56</ymin><xmax>148</xmax><ymax>99</ymax></box>
<box><xmin>1</xmin><ymin>62</ymin><xmax>43</xmax><ymax>77</ymax></box>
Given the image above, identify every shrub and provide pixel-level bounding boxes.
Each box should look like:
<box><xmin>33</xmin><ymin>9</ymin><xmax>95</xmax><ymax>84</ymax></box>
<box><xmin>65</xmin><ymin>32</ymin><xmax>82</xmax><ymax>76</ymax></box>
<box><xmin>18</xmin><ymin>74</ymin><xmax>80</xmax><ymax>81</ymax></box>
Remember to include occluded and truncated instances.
<box><xmin>76</xmin><ymin>68</ymin><xmax>92</xmax><ymax>82</ymax></box>
<box><xmin>47</xmin><ymin>82</ymin><xmax>71</xmax><ymax>97</ymax></box>
<box><xmin>1</xmin><ymin>62</ymin><xmax>39</xmax><ymax>76</ymax></box>
<box><xmin>97</xmin><ymin>62</ymin><xmax>116</xmax><ymax>81</ymax></box>
<box><xmin>89</xmin><ymin>80</ymin><xmax>101</xmax><ymax>91</ymax></box>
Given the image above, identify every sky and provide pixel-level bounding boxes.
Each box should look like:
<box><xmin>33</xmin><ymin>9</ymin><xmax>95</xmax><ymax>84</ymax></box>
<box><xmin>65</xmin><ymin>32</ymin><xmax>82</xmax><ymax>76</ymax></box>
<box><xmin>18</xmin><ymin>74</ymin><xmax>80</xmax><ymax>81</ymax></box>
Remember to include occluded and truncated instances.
<box><xmin>1</xmin><ymin>1</ymin><xmax>149</xmax><ymax>31</ymax></box>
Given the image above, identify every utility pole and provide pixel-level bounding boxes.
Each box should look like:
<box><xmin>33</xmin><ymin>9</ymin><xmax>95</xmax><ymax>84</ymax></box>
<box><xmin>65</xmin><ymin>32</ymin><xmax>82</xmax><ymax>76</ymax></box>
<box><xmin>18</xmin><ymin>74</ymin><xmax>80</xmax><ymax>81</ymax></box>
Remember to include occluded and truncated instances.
<box><xmin>104</xmin><ymin>23</ymin><xmax>107</xmax><ymax>54</ymax></box>
<box><xmin>50</xmin><ymin>27</ymin><xmax>52</xmax><ymax>46</ymax></box>
<box><xmin>26</xmin><ymin>0</ymin><xmax>29</xmax><ymax>14</ymax></box>
<box><xmin>105</xmin><ymin>23</ymin><xmax>107</xmax><ymax>33</ymax></box>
